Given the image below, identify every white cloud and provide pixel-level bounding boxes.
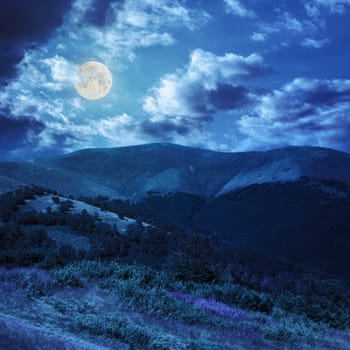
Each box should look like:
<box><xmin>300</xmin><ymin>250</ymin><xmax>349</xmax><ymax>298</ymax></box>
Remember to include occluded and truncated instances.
<box><xmin>224</xmin><ymin>0</ymin><xmax>256</xmax><ymax>18</ymax></box>
<box><xmin>258</xmin><ymin>12</ymin><xmax>307</xmax><ymax>34</ymax></box>
<box><xmin>237</xmin><ymin>78</ymin><xmax>350</xmax><ymax>152</ymax></box>
<box><xmin>0</xmin><ymin>0</ymin><xmax>210</xmax><ymax>154</ymax></box>
<box><xmin>140</xmin><ymin>49</ymin><xmax>268</xmax><ymax>148</ymax></box>
<box><xmin>88</xmin><ymin>113</ymin><xmax>138</xmax><ymax>142</ymax></box>
<box><xmin>143</xmin><ymin>49</ymin><xmax>266</xmax><ymax>120</ymax></box>
<box><xmin>304</xmin><ymin>1</ymin><xmax>322</xmax><ymax>18</ymax></box>
<box><xmin>256</xmin><ymin>10</ymin><xmax>320</xmax><ymax>47</ymax></box>
<box><xmin>301</xmin><ymin>37</ymin><xmax>330</xmax><ymax>48</ymax></box>
<box><xmin>41</xmin><ymin>55</ymin><xmax>79</xmax><ymax>90</ymax></box>
<box><xmin>72</xmin><ymin>0</ymin><xmax>210</xmax><ymax>62</ymax></box>
<box><xmin>280</xmin><ymin>12</ymin><xmax>303</xmax><ymax>32</ymax></box>
<box><xmin>251</xmin><ymin>32</ymin><xmax>266</xmax><ymax>42</ymax></box>
<box><xmin>313</xmin><ymin>0</ymin><xmax>350</xmax><ymax>13</ymax></box>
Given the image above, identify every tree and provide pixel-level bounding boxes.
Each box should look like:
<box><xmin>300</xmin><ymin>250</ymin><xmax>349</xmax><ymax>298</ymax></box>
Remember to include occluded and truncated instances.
<box><xmin>52</xmin><ymin>196</ymin><xmax>60</xmax><ymax>204</ymax></box>
<box><xmin>165</xmin><ymin>234</ymin><xmax>220</xmax><ymax>283</ymax></box>
<box><xmin>59</xmin><ymin>199</ymin><xmax>74</xmax><ymax>213</ymax></box>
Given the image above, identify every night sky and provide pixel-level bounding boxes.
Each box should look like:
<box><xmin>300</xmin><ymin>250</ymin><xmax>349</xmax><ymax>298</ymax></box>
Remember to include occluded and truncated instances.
<box><xmin>1</xmin><ymin>0</ymin><xmax>350</xmax><ymax>159</ymax></box>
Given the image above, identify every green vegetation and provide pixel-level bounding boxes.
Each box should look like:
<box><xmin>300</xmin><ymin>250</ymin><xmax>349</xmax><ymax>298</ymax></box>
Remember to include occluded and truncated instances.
<box><xmin>0</xmin><ymin>186</ymin><xmax>350</xmax><ymax>349</ymax></box>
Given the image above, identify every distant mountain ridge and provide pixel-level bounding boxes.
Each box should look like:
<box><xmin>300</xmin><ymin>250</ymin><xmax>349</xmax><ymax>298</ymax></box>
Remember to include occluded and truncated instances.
<box><xmin>0</xmin><ymin>143</ymin><xmax>350</xmax><ymax>198</ymax></box>
<box><xmin>1</xmin><ymin>143</ymin><xmax>350</xmax><ymax>281</ymax></box>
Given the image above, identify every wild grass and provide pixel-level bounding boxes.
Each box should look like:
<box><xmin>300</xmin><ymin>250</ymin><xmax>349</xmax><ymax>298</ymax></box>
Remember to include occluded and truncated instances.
<box><xmin>0</xmin><ymin>313</ymin><xmax>112</xmax><ymax>350</ymax></box>
<box><xmin>49</xmin><ymin>261</ymin><xmax>350</xmax><ymax>348</ymax></box>
<box><xmin>0</xmin><ymin>261</ymin><xmax>350</xmax><ymax>349</ymax></box>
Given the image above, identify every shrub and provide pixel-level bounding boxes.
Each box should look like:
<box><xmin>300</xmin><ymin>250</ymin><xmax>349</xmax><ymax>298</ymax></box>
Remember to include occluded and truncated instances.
<box><xmin>51</xmin><ymin>267</ymin><xmax>84</xmax><ymax>288</ymax></box>
<box><xmin>76</xmin><ymin>314</ymin><xmax>151</xmax><ymax>348</ymax></box>
<box><xmin>51</xmin><ymin>196</ymin><xmax>60</xmax><ymax>204</ymax></box>
<box><xmin>261</xmin><ymin>316</ymin><xmax>321</xmax><ymax>343</ymax></box>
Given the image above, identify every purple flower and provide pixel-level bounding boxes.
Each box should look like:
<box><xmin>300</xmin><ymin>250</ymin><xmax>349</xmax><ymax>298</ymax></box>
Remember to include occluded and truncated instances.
<box><xmin>168</xmin><ymin>291</ymin><xmax>245</xmax><ymax>319</ymax></box>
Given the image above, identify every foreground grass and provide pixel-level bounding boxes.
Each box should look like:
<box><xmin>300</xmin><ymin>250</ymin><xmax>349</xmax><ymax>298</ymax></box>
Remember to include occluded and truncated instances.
<box><xmin>0</xmin><ymin>312</ymin><xmax>114</xmax><ymax>350</ymax></box>
<box><xmin>0</xmin><ymin>262</ymin><xmax>349</xmax><ymax>349</ymax></box>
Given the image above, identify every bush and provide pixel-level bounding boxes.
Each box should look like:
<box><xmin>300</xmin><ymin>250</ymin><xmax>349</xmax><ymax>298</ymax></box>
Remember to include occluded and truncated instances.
<box><xmin>59</xmin><ymin>200</ymin><xmax>74</xmax><ymax>213</ymax></box>
<box><xmin>165</xmin><ymin>234</ymin><xmax>220</xmax><ymax>283</ymax></box>
<box><xmin>52</xmin><ymin>196</ymin><xmax>60</xmax><ymax>204</ymax></box>
<box><xmin>261</xmin><ymin>316</ymin><xmax>321</xmax><ymax>343</ymax></box>
<box><xmin>76</xmin><ymin>314</ymin><xmax>151</xmax><ymax>347</ymax></box>
<box><xmin>195</xmin><ymin>283</ymin><xmax>274</xmax><ymax>314</ymax></box>
<box><xmin>51</xmin><ymin>266</ymin><xmax>84</xmax><ymax>288</ymax></box>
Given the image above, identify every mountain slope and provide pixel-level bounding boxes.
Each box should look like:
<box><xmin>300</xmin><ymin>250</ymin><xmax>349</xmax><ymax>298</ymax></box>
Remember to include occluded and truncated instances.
<box><xmin>0</xmin><ymin>143</ymin><xmax>350</xmax><ymax>199</ymax></box>
<box><xmin>0</xmin><ymin>160</ymin><xmax>122</xmax><ymax>198</ymax></box>
<box><xmin>132</xmin><ymin>177</ymin><xmax>350</xmax><ymax>280</ymax></box>
<box><xmin>0</xmin><ymin>175</ymin><xmax>24</xmax><ymax>193</ymax></box>
<box><xmin>192</xmin><ymin>179</ymin><xmax>350</xmax><ymax>280</ymax></box>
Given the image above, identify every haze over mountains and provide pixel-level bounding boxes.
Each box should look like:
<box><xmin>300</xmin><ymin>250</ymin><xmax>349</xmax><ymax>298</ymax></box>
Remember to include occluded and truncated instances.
<box><xmin>0</xmin><ymin>143</ymin><xmax>350</xmax><ymax>199</ymax></box>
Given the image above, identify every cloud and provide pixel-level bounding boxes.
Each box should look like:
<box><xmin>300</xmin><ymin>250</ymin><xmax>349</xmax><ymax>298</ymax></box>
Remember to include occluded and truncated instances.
<box><xmin>41</xmin><ymin>55</ymin><xmax>79</xmax><ymax>91</ymax></box>
<box><xmin>0</xmin><ymin>112</ymin><xmax>46</xmax><ymax>159</ymax></box>
<box><xmin>83</xmin><ymin>0</ymin><xmax>118</xmax><ymax>27</ymax></box>
<box><xmin>85</xmin><ymin>111</ymin><xmax>223</xmax><ymax>149</ymax></box>
<box><xmin>0</xmin><ymin>0</ymin><xmax>210</xmax><ymax>158</ymax></box>
<box><xmin>279</xmin><ymin>12</ymin><xmax>304</xmax><ymax>32</ymax></box>
<box><xmin>313</xmin><ymin>0</ymin><xmax>350</xmax><ymax>13</ymax></box>
<box><xmin>83</xmin><ymin>0</ymin><xmax>210</xmax><ymax>61</ymax></box>
<box><xmin>304</xmin><ymin>1</ymin><xmax>323</xmax><ymax>19</ymax></box>
<box><xmin>144</xmin><ymin>49</ymin><xmax>267</xmax><ymax>118</ymax></box>
<box><xmin>255</xmin><ymin>7</ymin><xmax>326</xmax><ymax>48</ymax></box>
<box><xmin>142</xmin><ymin>49</ymin><xmax>267</xmax><ymax>143</ymax></box>
<box><xmin>258</xmin><ymin>11</ymin><xmax>314</xmax><ymax>36</ymax></box>
<box><xmin>0</xmin><ymin>44</ymin><xmax>23</xmax><ymax>84</ymax></box>
<box><xmin>0</xmin><ymin>0</ymin><xmax>73</xmax><ymax>83</ymax></box>
<box><xmin>237</xmin><ymin>78</ymin><xmax>350</xmax><ymax>152</ymax></box>
<box><xmin>301</xmin><ymin>37</ymin><xmax>330</xmax><ymax>48</ymax></box>
<box><xmin>251</xmin><ymin>32</ymin><xmax>266</xmax><ymax>42</ymax></box>
<box><xmin>0</xmin><ymin>0</ymin><xmax>72</xmax><ymax>41</ymax></box>
<box><xmin>58</xmin><ymin>0</ymin><xmax>209</xmax><ymax>63</ymax></box>
<box><xmin>87</xmin><ymin>113</ymin><xmax>142</xmax><ymax>144</ymax></box>
<box><xmin>223</xmin><ymin>0</ymin><xmax>256</xmax><ymax>18</ymax></box>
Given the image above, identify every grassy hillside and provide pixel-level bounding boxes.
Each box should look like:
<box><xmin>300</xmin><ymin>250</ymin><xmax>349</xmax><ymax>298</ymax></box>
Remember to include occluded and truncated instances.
<box><xmin>0</xmin><ymin>260</ymin><xmax>350</xmax><ymax>349</ymax></box>
<box><xmin>1</xmin><ymin>186</ymin><xmax>350</xmax><ymax>349</ymax></box>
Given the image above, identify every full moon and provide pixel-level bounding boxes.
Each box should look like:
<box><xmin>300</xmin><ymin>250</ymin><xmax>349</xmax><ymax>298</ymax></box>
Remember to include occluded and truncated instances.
<box><xmin>75</xmin><ymin>61</ymin><xmax>112</xmax><ymax>100</ymax></box>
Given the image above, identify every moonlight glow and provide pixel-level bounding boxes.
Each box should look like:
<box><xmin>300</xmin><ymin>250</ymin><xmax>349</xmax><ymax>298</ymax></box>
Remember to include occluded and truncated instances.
<box><xmin>74</xmin><ymin>61</ymin><xmax>112</xmax><ymax>100</ymax></box>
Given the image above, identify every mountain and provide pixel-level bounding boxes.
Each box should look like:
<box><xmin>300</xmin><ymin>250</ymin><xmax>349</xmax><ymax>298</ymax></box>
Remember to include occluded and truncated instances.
<box><xmin>2</xmin><ymin>171</ymin><xmax>349</xmax><ymax>350</ymax></box>
<box><xmin>0</xmin><ymin>174</ymin><xmax>24</xmax><ymax>193</ymax></box>
<box><xmin>1</xmin><ymin>143</ymin><xmax>350</xmax><ymax>280</ymax></box>
<box><xmin>0</xmin><ymin>143</ymin><xmax>350</xmax><ymax>199</ymax></box>
<box><xmin>135</xmin><ymin>177</ymin><xmax>350</xmax><ymax>280</ymax></box>
<box><xmin>0</xmin><ymin>159</ymin><xmax>122</xmax><ymax>198</ymax></box>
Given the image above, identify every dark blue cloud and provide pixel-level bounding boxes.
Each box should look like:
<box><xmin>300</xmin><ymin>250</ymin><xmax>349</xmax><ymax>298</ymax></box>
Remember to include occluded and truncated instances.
<box><xmin>140</xmin><ymin>85</ymin><xmax>253</xmax><ymax>141</ymax></box>
<box><xmin>0</xmin><ymin>111</ymin><xmax>78</xmax><ymax>159</ymax></box>
<box><xmin>207</xmin><ymin>84</ymin><xmax>252</xmax><ymax>111</ymax></box>
<box><xmin>140</xmin><ymin>119</ymin><xmax>192</xmax><ymax>139</ymax></box>
<box><xmin>84</xmin><ymin>0</ymin><xmax>123</xmax><ymax>26</ymax></box>
<box><xmin>238</xmin><ymin>78</ymin><xmax>350</xmax><ymax>152</ymax></box>
<box><xmin>0</xmin><ymin>0</ymin><xmax>71</xmax><ymax>40</ymax></box>
<box><xmin>303</xmin><ymin>81</ymin><xmax>350</xmax><ymax>106</ymax></box>
<box><xmin>0</xmin><ymin>43</ymin><xmax>23</xmax><ymax>84</ymax></box>
<box><xmin>142</xmin><ymin>49</ymin><xmax>266</xmax><ymax>141</ymax></box>
<box><xmin>181</xmin><ymin>84</ymin><xmax>253</xmax><ymax>119</ymax></box>
<box><xmin>0</xmin><ymin>113</ymin><xmax>45</xmax><ymax>155</ymax></box>
<box><xmin>140</xmin><ymin>84</ymin><xmax>254</xmax><ymax>141</ymax></box>
<box><xmin>0</xmin><ymin>0</ymin><xmax>73</xmax><ymax>83</ymax></box>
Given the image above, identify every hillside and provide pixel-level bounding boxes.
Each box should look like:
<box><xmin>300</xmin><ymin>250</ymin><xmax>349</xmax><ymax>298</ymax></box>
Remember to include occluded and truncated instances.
<box><xmin>123</xmin><ymin>177</ymin><xmax>350</xmax><ymax>281</ymax></box>
<box><xmin>1</xmin><ymin>186</ymin><xmax>350</xmax><ymax>349</ymax></box>
<box><xmin>23</xmin><ymin>194</ymin><xmax>146</xmax><ymax>234</ymax></box>
<box><xmin>1</xmin><ymin>145</ymin><xmax>350</xmax><ymax>348</ymax></box>
<box><xmin>0</xmin><ymin>143</ymin><xmax>350</xmax><ymax>199</ymax></box>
